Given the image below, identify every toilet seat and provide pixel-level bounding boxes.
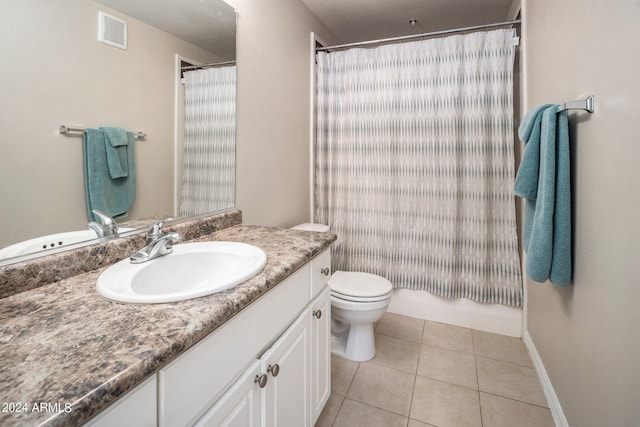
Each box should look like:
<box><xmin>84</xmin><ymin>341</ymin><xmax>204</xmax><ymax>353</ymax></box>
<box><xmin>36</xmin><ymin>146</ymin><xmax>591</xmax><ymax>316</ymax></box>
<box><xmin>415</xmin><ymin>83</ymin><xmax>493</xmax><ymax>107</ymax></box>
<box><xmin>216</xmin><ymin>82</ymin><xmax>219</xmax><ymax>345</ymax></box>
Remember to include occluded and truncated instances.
<box><xmin>329</xmin><ymin>271</ymin><xmax>393</xmax><ymax>301</ymax></box>
<box><xmin>331</xmin><ymin>293</ymin><xmax>391</xmax><ymax>311</ymax></box>
<box><xmin>331</xmin><ymin>289</ymin><xmax>392</xmax><ymax>303</ymax></box>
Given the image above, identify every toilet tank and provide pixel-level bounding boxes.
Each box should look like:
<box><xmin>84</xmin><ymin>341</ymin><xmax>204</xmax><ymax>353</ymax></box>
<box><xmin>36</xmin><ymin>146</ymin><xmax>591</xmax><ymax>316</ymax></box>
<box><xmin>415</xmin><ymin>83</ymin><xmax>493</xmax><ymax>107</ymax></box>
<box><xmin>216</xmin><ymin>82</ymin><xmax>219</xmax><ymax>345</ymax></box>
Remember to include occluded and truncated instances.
<box><xmin>291</xmin><ymin>223</ymin><xmax>330</xmax><ymax>233</ymax></box>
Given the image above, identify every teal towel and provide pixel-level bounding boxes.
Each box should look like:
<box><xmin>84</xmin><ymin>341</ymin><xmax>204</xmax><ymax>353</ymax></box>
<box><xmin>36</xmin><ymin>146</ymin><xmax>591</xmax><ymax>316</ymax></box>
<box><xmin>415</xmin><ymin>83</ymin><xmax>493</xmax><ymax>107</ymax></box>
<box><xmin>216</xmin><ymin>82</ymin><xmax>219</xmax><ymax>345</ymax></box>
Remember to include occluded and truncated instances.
<box><xmin>84</xmin><ymin>129</ymin><xmax>136</xmax><ymax>222</ymax></box>
<box><xmin>100</xmin><ymin>126</ymin><xmax>129</xmax><ymax>179</ymax></box>
<box><xmin>514</xmin><ymin>104</ymin><xmax>553</xmax><ymax>199</ymax></box>
<box><xmin>514</xmin><ymin>105</ymin><xmax>572</xmax><ymax>286</ymax></box>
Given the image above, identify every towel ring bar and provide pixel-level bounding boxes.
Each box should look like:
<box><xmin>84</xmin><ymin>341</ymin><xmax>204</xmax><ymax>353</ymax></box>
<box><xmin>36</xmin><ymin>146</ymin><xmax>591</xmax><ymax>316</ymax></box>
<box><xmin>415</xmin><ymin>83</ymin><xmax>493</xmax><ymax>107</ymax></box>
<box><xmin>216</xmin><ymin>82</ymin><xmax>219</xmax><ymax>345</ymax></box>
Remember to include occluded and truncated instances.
<box><xmin>557</xmin><ymin>95</ymin><xmax>594</xmax><ymax>113</ymax></box>
<box><xmin>59</xmin><ymin>125</ymin><xmax>147</xmax><ymax>139</ymax></box>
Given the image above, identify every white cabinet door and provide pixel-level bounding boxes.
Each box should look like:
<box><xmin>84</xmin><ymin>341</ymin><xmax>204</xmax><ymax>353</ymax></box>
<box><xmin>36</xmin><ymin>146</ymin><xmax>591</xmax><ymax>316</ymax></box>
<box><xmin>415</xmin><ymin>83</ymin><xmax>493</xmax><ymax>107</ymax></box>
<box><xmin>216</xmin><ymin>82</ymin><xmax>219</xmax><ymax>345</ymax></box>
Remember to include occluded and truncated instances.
<box><xmin>158</xmin><ymin>265</ymin><xmax>310</xmax><ymax>427</ymax></box>
<box><xmin>310</xmin><ymin>287</ymin><xmax>331</xmax><ymax>424</ymax></box>
<box><xmin>194</xmin><ymin>360</ymin><xmax>261</xmax><ymax>427</ymax></box>
<box><xmin>261</xmin><ymin>308</ymin><xmax>312</xmax><ymax>427</ymax></box>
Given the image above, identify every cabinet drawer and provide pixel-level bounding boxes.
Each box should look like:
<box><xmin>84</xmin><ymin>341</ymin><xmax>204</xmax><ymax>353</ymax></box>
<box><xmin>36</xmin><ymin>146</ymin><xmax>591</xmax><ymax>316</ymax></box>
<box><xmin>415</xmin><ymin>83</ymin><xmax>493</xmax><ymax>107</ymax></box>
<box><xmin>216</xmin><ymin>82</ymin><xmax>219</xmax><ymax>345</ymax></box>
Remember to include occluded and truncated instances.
<box><xmin>310</xmin><ymin>249</ymin><xmax>331</xmax><ymax>298</ymax></box>
<box><xmin>158</xmin><ymin>264</ymin><xmax>310</xmax><ymax>427</ymax></box>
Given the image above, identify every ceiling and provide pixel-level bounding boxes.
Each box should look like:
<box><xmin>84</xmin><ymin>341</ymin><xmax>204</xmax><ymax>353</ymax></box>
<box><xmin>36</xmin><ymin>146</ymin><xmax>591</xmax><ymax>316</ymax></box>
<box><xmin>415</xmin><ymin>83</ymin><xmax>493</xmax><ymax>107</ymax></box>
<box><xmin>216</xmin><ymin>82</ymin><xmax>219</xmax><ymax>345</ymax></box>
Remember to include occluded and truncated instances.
<box><xmin>302</xmin><ymin>0</ymin><xmax>516</xmax><ymax>45</ymax></box>
<box><xmin>93</xmin><ymin>0</ymin><xmax>516</xmax><ymax>58</ymax></box>
<box><xmin>95</xmin><ymin>0</ymin><xmax>236</xmax><ymax>60</ymax></box>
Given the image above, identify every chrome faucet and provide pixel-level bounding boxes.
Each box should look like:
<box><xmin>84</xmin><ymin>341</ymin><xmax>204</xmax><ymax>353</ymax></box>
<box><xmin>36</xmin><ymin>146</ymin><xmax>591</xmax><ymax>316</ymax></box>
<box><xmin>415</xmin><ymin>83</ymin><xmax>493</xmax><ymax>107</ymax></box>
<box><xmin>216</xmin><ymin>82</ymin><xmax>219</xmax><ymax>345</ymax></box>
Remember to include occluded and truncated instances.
<box><xmin>130</xmin><ymin>220</ymin><xmax>180</xmax><ymax>264</ymax></box>
<box><xmin>88</xmin><ymin>209</ymin><xmax>119</xmax><ymax>237</ymax></box>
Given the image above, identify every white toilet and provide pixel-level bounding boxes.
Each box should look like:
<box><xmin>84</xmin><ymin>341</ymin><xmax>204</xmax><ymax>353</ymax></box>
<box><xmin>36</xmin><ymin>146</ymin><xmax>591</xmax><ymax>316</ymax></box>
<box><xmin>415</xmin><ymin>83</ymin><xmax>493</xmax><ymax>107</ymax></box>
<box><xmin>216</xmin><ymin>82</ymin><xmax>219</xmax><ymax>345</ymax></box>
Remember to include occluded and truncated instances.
<box><xmin>292</xmin><ymin>223</ymin><xmax>393</xmax><ymax>362</ymax></box>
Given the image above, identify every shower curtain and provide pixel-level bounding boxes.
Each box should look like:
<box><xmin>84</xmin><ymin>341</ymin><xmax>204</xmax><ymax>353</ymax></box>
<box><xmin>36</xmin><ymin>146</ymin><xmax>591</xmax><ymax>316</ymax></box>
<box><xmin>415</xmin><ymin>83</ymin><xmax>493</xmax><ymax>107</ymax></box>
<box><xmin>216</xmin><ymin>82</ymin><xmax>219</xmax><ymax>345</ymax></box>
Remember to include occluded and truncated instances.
<box><xmin>315</xmin><ymin>29</ymin><xmax>523</xmax><ymax>307</ymax></box>
<box><xmin>180</xmin><ymin>65</ymin><xmax>236</xmax><ymax>217</ymax></box>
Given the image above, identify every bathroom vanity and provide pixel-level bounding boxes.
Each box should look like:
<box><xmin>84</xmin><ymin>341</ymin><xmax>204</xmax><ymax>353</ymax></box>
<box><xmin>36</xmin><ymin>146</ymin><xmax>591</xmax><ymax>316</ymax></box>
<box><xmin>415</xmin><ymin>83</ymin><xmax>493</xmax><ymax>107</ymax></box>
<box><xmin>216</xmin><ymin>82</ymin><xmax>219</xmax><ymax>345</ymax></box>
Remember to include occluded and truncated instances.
<box><xmin>90</xmin><ymin>249</ymin><xmax>331</xmax><ymax>427</ymax></box>
<box><xmin>0</xmin><ymin>211</ymin><xmax>335</xmax><ymax>426</ymax></box>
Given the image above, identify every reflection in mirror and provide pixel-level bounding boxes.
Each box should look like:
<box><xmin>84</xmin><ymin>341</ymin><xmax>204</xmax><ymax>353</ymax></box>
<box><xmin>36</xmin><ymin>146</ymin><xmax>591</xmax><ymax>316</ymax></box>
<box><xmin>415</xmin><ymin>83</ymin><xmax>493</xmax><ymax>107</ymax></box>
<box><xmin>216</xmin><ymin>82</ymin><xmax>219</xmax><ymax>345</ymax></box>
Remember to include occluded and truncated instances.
<box><xmin>179</xmin><ymin>62</ymin><xmax>236</xmax><ymax>217</ymax></box>
<box><xmin>0</xmin><ymin>0</ymin><xmax>236</xmax><ymax>264</ymax></box>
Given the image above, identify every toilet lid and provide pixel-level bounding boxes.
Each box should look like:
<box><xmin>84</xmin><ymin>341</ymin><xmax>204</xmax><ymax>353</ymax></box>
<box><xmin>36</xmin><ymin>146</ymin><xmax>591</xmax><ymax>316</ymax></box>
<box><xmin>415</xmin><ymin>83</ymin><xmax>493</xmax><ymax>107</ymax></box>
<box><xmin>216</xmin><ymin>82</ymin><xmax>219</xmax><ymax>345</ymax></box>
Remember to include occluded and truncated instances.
<box><xmin>328</xmin><ymin>271</ymin><xmax>393</xmax><ymax>298</ymax></box>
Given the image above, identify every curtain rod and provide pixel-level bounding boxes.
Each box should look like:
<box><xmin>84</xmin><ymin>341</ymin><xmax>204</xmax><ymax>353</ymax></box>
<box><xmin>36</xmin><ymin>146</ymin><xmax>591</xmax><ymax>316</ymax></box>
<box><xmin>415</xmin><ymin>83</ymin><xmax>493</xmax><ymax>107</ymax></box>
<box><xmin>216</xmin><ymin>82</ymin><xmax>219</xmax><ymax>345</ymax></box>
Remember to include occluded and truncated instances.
<box><xmin>181</xmin><ymin>60</ymin><xmax>236</xmax><ymax>71</ymax></box>
<box><xmin>316</xmin><ymin>19</ymin><xmax>521</xmax><ymax>52</ymax></box>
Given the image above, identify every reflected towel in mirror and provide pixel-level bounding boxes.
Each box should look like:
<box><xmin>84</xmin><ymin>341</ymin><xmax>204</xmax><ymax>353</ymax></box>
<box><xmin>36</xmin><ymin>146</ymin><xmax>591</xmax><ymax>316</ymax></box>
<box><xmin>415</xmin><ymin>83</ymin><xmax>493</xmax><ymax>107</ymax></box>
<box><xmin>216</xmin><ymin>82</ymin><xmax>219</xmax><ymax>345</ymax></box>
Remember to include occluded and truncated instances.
<box><xmin>84</xmin><ymin>128</ymin><xmax>136</xmax><ymax>222</ymax></box>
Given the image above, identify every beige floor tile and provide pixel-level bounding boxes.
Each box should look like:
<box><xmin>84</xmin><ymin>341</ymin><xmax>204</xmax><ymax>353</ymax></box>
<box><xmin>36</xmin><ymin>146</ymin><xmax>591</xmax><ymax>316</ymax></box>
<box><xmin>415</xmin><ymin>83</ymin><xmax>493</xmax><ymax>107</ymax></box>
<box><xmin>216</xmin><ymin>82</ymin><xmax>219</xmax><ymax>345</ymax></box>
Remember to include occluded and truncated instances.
<box><xmin>408</xmin><ymin>419</ymin><xmax>437</xmax><ymax>427</ymax></box>
<box><xmin>347</xmin><ymin>362</ymin><xmax>415</xmax><ymax>416</ymax></box>
<box><xmin>331</xmin><ymin>355</ymin><xmax>359</xmax><ymax>396</ymax></box>
<box><xmin>422</xmin><ymin>320</ymin><xmax>474</xmax><ymax>354</ymax></box>
<box><xmin>324</xmin><ymin>313</ymin><xmax>546</xmax><ymax>427</ymax></box>
<box><xmin>314</xmin><ymin>393</ymin><xmax>344</xmax><ymax>427</ymax></box>
<box><xmin>480</xmin><ymin>393</ymin><xmax>555</xmax><ymax>427</ymax></box>
<box><xmin>417</xmin><ymin>344</ymin><xmax>478</xmax><ymax>389</ymax></box>
<box><xmin>369</xmin><ymin>333</ymin><xmax>421</xmax><ymax>374</ymax></box>
<box><xmin>375</xmin><ymin>312</ymin><xmax>425</xmax><ymax>342</ymax></box>
<box><xmin>472</xmin><ymin>330</ymin><xmax>533</xmax><ymax>367</ymax></box>
<box><xmin>332</xmin><ymin>398</ymin><xmax>408</xmax><ymax>427</ymax></box>
<box><xmin>411</xmin><ymin>376</ymin><xmax>482</xmax><ymax>427</ymax></box>
<box><xmin>476</xmin><ymin>357</ymin><xmax>548</xmax><ymax>407</ymax></box>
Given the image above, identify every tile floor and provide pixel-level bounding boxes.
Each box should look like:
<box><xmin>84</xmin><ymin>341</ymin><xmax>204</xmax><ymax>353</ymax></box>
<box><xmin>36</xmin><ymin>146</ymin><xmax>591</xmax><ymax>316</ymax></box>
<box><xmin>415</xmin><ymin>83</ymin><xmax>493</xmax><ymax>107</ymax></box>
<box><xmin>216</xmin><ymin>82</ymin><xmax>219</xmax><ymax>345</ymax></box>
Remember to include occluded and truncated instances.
<box><xmin>315</xmin><ymin>312</ymin><xmax>555</xmax><ymax>427</ymax></box>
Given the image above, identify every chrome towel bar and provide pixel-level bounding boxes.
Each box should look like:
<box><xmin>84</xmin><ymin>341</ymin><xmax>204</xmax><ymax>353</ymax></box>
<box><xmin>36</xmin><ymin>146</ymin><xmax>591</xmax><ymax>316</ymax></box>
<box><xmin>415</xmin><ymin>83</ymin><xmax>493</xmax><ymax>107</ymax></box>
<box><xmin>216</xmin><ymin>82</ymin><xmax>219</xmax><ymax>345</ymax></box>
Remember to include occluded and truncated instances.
<box><xmin>59</xmin><ymin>125</ymin><xmax>147</xmax><ymax>139</ymax></box>
<box><xmin>557</xmin><ymin>95</ymin><xmax>594</xmax><ymax>113</ymax></box>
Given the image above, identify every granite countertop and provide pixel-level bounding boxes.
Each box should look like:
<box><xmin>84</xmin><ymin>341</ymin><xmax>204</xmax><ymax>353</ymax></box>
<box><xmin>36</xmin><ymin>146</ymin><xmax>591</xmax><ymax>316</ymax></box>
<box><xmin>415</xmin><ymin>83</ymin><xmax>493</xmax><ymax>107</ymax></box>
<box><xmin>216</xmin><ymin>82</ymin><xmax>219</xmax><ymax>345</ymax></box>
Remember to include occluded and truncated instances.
<box><xmin>0</xmin><ymin>225</ymin><xmax>335</xmax><ymax>427</ymax></box>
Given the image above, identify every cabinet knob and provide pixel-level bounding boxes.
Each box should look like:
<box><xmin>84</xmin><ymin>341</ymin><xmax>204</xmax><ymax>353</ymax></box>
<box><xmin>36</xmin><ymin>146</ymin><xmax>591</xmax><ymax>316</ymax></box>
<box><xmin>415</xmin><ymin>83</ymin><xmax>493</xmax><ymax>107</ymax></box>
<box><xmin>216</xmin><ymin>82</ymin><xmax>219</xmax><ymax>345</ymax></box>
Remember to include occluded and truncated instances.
<box><xmin>320</xmin><ymin>268</ymin><xmax>330</xmax><ymax>276</ymax></box>
<box><xmin>313</xmin><ymin>309</ymin><xmax>322</xmax><ymax>319</ymax></box>
<box><xmin>255</xmin><ymin>374</ymin><xmax>267</xmax><ymax>388</ymax></box>
<box><xmin>267</xmin><ymin>363</ymin><xmax>280</xmax><ymax>377</ymax></box>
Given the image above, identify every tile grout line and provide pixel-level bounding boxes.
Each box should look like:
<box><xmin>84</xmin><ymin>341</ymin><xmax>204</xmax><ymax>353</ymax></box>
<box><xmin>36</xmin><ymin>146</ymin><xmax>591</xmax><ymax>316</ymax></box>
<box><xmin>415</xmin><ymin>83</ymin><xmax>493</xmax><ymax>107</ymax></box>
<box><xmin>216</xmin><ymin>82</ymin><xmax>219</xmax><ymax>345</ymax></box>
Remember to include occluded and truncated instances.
<box><xmin>472</xmin><ymin>329</ymin><xmax>486</xmax><ymax>427</ymax></box>
<box><xmin>479</xmin><ymin>390</ymin><xmax>553</xmax><ymax>409</ymax></box>
<box><xmin>343</xmin><ymin>361</ymin><xmax>360</xmax><ymax>399</ymax></box>
<box><xmin>407</xmin><ymin>332</ymin><xmax>421</xmax><ymax>424</ymax></box>
<box><xmin>407</xmin><ymin>319</ymin><xmax>426</xmax><ymax>427</ymax></box>
<box><xmin>329</xmin><ymin>359</ymin><xmax>361</xmax><ymax>427</ymax></box>
<box><xmin>475</xmin><ymin>353</ymin><xmax>536</xmax><ymax>369</ymax></box>
<box><xmin>334</xmin><ymin>396</ymin><xmax>413</xmax><ymax>425</ymax></box>
<box><xmin>328</xmin><ymin>394</ymin><xmax>346</xmax><ymax>427</ymax></box>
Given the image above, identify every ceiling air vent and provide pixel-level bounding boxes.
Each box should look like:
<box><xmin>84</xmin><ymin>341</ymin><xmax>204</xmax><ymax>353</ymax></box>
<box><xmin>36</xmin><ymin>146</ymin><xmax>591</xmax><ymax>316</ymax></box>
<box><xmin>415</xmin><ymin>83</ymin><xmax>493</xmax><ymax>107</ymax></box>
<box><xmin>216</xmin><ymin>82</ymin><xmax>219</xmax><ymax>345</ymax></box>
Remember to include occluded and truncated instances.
<box><xmin>98</xmin><ymin>11</ymin><xmax>127</xmax><ymax>50</ymax></box>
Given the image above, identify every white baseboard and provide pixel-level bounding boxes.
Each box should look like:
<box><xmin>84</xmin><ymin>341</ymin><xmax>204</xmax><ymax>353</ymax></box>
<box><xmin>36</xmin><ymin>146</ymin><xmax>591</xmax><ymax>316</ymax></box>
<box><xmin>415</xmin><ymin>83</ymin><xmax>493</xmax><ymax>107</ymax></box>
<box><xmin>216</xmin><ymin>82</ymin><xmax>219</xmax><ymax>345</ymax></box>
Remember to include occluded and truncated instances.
<box><xmin>522</xmin><ymin>331</ymin><xmax>569</xmax><ymax>427</ymax></box>
<box><xmin>387</xmin><ymin>289</ymin><xmax>522</xmax><ymax>337</ymax></box>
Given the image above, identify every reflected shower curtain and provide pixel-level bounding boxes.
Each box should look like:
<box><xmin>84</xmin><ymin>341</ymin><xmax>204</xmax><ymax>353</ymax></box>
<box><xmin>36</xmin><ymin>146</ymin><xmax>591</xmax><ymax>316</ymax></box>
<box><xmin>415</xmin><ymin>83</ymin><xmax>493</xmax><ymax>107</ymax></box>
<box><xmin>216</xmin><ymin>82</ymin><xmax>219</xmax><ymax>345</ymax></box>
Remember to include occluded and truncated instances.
<box><xmin>180</xmin><ymin>66</ymin><xmax>236</xmax><ymax>217</ymax></box>
<box><xmin>315</xmin><ymin>29</ymin><xmax>523</xmax><ymax>307</ymax></box>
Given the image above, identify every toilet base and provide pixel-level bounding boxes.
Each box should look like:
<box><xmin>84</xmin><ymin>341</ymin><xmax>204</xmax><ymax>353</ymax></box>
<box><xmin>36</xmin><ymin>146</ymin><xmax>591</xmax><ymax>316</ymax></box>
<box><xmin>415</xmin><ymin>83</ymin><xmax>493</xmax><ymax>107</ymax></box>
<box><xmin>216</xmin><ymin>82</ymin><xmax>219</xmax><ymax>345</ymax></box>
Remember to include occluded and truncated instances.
<box><xmin>330</xmin><ymin>323</ymin><xmax>376</xmax><ymax>362</ymax></box>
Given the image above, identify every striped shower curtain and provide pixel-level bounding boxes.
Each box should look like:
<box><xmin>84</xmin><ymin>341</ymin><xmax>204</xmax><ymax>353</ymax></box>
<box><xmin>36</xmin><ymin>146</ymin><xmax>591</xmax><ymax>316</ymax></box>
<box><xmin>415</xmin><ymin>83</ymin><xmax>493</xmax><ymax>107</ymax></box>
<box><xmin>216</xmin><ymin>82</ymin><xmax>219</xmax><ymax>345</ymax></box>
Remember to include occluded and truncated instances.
<box><xmin>180</xmin><ymin>65</ymin><xmax>236</xmax><ymax>217</ymax></box>
<box><xmin>315</xmin><ymin>29</ymin><xmax>523</xmax><ymax>307</ymax></box>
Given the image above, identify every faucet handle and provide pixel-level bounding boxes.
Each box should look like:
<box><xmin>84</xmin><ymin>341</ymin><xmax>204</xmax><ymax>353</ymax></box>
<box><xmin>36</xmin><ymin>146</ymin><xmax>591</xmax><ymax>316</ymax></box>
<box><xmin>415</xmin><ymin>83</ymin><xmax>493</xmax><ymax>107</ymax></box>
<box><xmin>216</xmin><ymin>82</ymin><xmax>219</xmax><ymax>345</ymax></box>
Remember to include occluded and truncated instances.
<box><xmin>146</xmin><ymin>220</ymin><xmax>165</xmax><ymax>244</ymax></box>
<box><xmin>91</xmin><ymin>209</ymin><xmax>118</xmax><ymax>237</ymax></box>
<box><xmin>92</xmin><ymin>209</ymin><xmax>115</xmax><ymax>226</ymax></box>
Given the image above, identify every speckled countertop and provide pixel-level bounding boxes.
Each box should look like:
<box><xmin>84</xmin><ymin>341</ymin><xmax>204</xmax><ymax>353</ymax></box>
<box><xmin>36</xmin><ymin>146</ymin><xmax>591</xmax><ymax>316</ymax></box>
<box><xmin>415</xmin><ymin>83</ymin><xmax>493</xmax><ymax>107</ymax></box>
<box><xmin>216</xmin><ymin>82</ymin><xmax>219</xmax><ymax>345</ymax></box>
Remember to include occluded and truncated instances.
<box><xmin>0</xmin><ymin>224</ymin><xmax>335</xmax><ymax>427</ymax></box>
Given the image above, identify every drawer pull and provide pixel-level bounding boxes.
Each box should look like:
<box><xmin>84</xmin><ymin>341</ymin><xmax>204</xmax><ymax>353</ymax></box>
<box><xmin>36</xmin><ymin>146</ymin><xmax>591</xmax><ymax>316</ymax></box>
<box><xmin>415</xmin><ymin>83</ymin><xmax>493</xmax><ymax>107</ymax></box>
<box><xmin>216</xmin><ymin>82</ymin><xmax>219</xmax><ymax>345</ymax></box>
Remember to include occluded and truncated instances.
<box><xmin>313</xmin><ymin>309</ymin><xmax>322</xmax><ymax>319</ymax></box>
<box><xmin>255</xmin><ymin>374</ymin><xmax>267</xmax><ymax>388</ymax></box>
<box><xmin>320</xmin><ymin>268</ymin><xmax>330</xmax><ymax>276</ymax></box>
<box><xmin>267</xmin><ymin>364</ymin><xmax>280</xmax><ymax>377</ymax></box>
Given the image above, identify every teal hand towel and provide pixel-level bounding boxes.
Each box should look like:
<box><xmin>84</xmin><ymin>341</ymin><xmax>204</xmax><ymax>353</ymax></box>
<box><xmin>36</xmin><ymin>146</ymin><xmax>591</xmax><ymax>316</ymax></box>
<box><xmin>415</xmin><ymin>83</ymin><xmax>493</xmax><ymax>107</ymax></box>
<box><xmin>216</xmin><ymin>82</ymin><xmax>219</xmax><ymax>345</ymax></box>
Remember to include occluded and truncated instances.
<box><xmin>550</xmin><ymin>110</ymin><xmax>571</xmax><ymax>285</ymax></box>
<box><xmin>84</xmin><ymin>129</ymin><xmax>136</xmax><ymax>222</ymax></box>
<box><xmin>100</xmin><ymin>126</ymin><xmax>129</xmax><ymax>179</ymax></box>
<box><xmin>514</xmin><ymin>104</ymin><xmax>553</xmax><ymax>199</ymax></box>
<box><xmin>514</xmin><ymin>105</ymin><xmax>572</xmax><ymax>286</ymax></box>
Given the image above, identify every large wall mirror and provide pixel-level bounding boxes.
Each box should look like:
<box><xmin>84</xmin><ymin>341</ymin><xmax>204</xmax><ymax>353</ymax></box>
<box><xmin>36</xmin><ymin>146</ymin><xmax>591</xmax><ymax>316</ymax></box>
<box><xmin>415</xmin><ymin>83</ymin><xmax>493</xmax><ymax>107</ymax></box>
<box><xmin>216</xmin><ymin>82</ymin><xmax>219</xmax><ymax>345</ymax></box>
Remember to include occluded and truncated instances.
<box><xmin>0</xmin><ymin>0</ymin><xmax>236</xmax><ymax>264</ymax></box>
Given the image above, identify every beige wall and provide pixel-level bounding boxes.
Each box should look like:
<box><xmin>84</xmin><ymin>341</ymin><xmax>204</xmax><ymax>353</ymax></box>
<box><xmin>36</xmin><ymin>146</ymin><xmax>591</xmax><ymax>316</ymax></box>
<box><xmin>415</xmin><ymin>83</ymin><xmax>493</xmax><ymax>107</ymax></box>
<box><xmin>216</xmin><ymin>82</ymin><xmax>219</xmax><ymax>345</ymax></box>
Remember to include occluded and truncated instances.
<box><xmin>229</xmin><ymin>0</ymin><xmax>339</xmax><ymax>227</ymax></box>
<box><xmin>522</xmin><ymin>1</ymin><xmax>640</xmax><ymax>425</ymax></box>
<box><xmin>0</xmin><ymin>0</ymin><xmax>220</xmax><ymax>247</ymax></box>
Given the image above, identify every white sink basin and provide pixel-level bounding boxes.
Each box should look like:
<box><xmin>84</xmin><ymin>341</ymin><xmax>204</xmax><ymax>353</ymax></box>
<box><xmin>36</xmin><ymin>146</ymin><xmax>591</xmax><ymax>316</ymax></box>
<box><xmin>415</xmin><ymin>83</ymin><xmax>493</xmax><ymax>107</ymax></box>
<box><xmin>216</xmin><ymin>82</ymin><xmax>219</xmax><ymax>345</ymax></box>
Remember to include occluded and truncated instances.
<box><xmin>0</xmin><ymin>228</ymin><xmax>135</xmax><ymax>260</ymax></box>
<box><xmin>96</xmin><ymin>242</ymin><xmax>267</xmax><ymax>304</ymax></box>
